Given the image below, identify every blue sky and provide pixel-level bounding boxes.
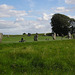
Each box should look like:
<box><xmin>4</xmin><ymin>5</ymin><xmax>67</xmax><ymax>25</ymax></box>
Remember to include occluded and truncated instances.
<box><xmin>0</xmin><ymin>0</ymin><xmax>75</xmax><ymax>34</ymax></box>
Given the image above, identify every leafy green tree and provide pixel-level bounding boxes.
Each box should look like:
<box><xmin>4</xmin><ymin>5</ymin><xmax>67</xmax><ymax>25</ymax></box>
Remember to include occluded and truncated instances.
<box><xmin>51</xmin><ymin>13</ymin><xmax>71</xmax><ymax>35</ymax></box>
<box><xmin>23</xmin><ymin>33</ymin><xmax>26</xmax><ymax>35</ymax></box>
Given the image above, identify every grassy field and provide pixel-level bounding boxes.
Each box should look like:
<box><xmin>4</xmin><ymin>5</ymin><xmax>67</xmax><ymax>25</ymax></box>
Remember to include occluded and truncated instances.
<box><xmin>2</xmin><ymin>35</ymin><xmax>68</xmax><ymax>43</ymax></box>
<box><xmin>0</xmin><ymin>35</ymin><xmax>75</xmax><ymax>75</ymax></box>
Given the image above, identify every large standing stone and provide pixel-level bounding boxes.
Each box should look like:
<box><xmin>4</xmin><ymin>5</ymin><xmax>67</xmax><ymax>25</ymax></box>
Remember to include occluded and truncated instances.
<box><xmin>68</xmin><ymin>32</ymin><xmax>72</xmax><ymax>39</ymax></box>
<box><xmin>34</xmin><ymin>33</ymin><xmax>38</xmax><ymax>41</ymax></box>
<box><xmin>44</xmin><ymin>33</ymin><xmax>46</xmax><ymax>36</ymax></box>
<box><xmin>52</xmin><ymin>33</ymin><xmax>56</xmax><ymax>40</ymax></box>
<box><xmin>0</xmin><ymin>33</ymin><xmax>3</xmax><ymax>43</ymax></box>
<box><xmin>28</xmin><ymin>33</ymin><xmax>31</xmax><ymax>36</ymax></box>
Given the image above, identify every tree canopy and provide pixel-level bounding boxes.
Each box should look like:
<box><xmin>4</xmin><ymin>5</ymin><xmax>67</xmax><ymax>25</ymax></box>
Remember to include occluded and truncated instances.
<box><xmin>70</xmin><ymin>19</ymin><xmax>75</xmax><ymax>34</ymax></box>
<box><xmin>51</xmin><ymin>13</ymin><xmax>71</xmax><ymax>35</ymax></box>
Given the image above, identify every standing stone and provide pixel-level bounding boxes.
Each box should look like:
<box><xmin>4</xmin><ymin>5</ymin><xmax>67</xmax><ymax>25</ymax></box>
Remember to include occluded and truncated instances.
<box><xmin>0</xmin><ymin>33</ymin><xmax>3</xmax><ymax>43</ymax></box>
<box><xmin>52</xmin><ymin>33</ymin><xmax>56</xmax><ymax>40</ymax></box>
<box><xmin>28</xmin><ymin>33</ymin><xmax>31</xmax><ymax>36</ymax></box>
<box><xmin>68</xmin><ymin>32</ymin><xmax>72</xmax><ymax>39</ymax></box>
<box><xmin>34</xmin><ymin>33</ymin><xmax>38</xmax><ymax>41</ymax></box>
<box><xmin>44</xmin><ymin>33</ymin><xmax>46</xmax><ymax>36</ymax></box>
<box><xmin>7</xmin><ymin>35</ymin><xmax>9</xmax><ymax>38</ymax></box>
<box><xmin>73</xmin><ymin>33</ymin><xmax>75</xmax><ymax>39</ymax></box>
<box><xmin>57</xmin><ymin>34</ymin><xmax>59</xmax><ymax>37</ymax></box>
<box><xmin>61</xmin><ymin>34</ymin><xmax>64</xmax><ymax>40</ymax></box>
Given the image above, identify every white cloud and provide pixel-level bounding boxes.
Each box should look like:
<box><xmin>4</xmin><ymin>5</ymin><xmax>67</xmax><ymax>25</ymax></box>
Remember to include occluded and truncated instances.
<box><xmin>16</xmin><ymin>18</ymin><xmax>24</xmax><ymax>22</ymax></box>
<box><xmin>0</xmin><ymin>4</ymin><xmax>27</xmax><ymax>18</ymax></box>
<box><xmin>51</xmin><ymin>6</ymin><xmax>75</xmax><ymax>14</ymax></box>
<box><xmin>0</xmin><ymin>13</ymin><xmax>11</xmax><ymax>17</ymax></box>
<box><xmin>68</xmin><ymin>15</ymin><xmax>75</xmax><ymax>19</ymax></box>
<box><xmin>55</xmin><ymin>7</ymin><xmax>70</xmax><ymax>13</ymax></box>
<box><xmin>0</xmin><ymin>20</ymin><xmax>20</xmax><ymax>29</ymax></box>
<box><xmin>35</xmin><ymin>25</ymin><xmax>44</xmax><ymax>29</ymax></box>
<box><xmin>43</xmin><ymin>13</ymin><xmax>50</xmax><ymax>20</ymax></box>
<box><xmin>0</xmin><ymin>4</ymin><xmax>14</xmax><ymax>10</ymax></box>
<box><xmin>0</xmin><ymin>19</ymin><xmax>51</xmax><ymax>34</ymax></box>
<box><xmin>65</xmin><ymin>0</ymin><xmax>75</xmax><ymax>4</ymax></box>
<box><xmin>38</xmin><ymin>17</ymin><xmax>43</xmax><ymax>21</ymax></box>
<box><xmin>38</xmin><ymin>13</ymin><xmax>53</xmax><ymax>21</ymax></box>
<box><xmin>9</xmin><ymin>10</ymin><xmax>27</xmax><ymax>17</ymax></box>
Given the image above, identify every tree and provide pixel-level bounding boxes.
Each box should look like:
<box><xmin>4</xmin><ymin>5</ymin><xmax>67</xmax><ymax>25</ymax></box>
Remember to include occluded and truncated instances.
<box><xmin>51</xmin><ymin>13</ymin><xmax>71</xmax><ymax>35</ymax></box>
<box><xmin>23</xmin><ymin>33</ymin><xmax>26</xmax><ymax>35</ymax></box>
<box><xmin>70</xmin><ymin>18</ymin><xmax>75</xmax><ymax>34</ymax></box>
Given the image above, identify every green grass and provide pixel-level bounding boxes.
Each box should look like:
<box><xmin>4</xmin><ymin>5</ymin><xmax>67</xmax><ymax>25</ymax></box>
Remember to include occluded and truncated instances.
<box><xmin>0</xmin><ymin>36</ymin><xmax>75</xmax><ymax>75</ymax></box>
<box><xmin>2</xmin><ymin>35</ymin><xmax>68</xmax><ymax>43</ymax></box>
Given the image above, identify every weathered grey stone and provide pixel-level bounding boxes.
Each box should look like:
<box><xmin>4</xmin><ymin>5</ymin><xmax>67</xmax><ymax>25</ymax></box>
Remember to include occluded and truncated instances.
<box><xmin>68</xmin><ymin>32</ymin><xmax>72</xmax><ymax>39</ymax></box>
<box><xmin>27</xmin><ymin>33</ymin><xmax>31</xmax><ymax>36</ymax></box>
<box><xmin>52</xmin><ymin>33</ymin><xmax>56</xmax><ymax>40</ymax></box>
<box><xmin>44</xmin><ymin>33</ymin><xmax>46</xmax><ymax>36</ymax></box>
<box><xmin>57</xmin><ymin>34</ymin><xmax>59</xmax><ymax>37</ymax></box>
<box><xmin>34</xmin><ymin>34</ymin><xmax>38</xmax><ymax>41</ymax></box>
<box><xmin>7</xmin><ymin>35</ymin><xmax>9</xmax><ymax>38</ymax></box>
<box><xmin>0</xmin><ymin>33</ymin><xmax>3</xmax><ymax>43</ymax></box>
<box><xmin>19</xmin><ymin>38</ymin><xmax>25</xmax><ymax>42</ymax></box>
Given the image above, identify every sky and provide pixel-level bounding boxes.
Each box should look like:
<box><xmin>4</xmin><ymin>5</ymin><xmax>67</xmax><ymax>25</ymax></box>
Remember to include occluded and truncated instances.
<box><xmin>0</xmin><ymin>0</ymin><xmax>75</xmax><ymax>35</ymax></box>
